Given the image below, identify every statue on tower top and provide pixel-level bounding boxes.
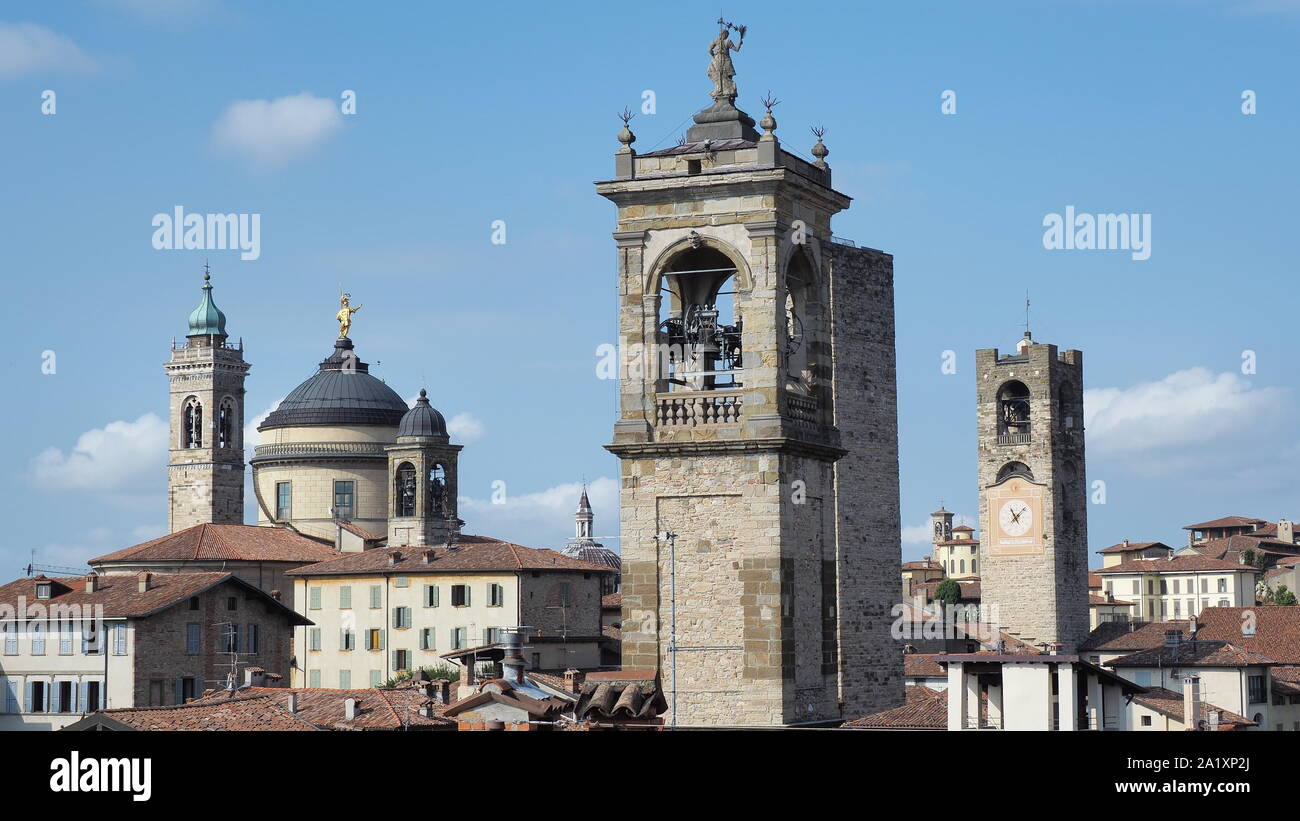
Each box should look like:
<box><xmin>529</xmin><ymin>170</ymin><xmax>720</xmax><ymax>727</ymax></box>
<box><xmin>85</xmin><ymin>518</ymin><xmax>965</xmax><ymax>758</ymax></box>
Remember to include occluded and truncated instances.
<box><xmin>708</xmin><ymin>18</ymin><xmax>746</xmax><ymax>103</ymax></box>
<box><xmin>337</xmin><ymin>291</ymin><xmax>362</xmax><ymax>338</ymax></box>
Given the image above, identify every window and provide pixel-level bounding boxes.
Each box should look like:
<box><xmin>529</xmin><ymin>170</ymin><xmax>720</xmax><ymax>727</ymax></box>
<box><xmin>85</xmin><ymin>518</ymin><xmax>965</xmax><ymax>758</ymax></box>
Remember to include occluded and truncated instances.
<box><xmin>339</xmin><ymin>586</ymin><xmax>352</xmax><ymax>609</ymax></box>
<box><xmin>112</xmin><ymin>624</ymin><xmax>126</xmax><ymax>655</ymax></box>
<box><xmin>370</xmin><ymin>670</ymin><xmax>382</xmax><ymax>687</ymax></box>
<box><xmin>340</xmin><ymin>629</ymin><xmax>355</xmax><ymax>651</ymax></box>
<box><xmin>419</xmin><ymin>628</ymin><xmax>435</xmax><ymax>650</ymax></box>
<box><xmin>423</xmin><ymin>585</ymin><xmax>439</xmax><ymax>607</ymax></box>
<box><xmin>57</xmin><ymin>681</ymin><xmax>74</xmax><ymax>713</ymax></box>
<box><xmin>180</xmin><ymin>677</ymin><xmax>198</xmax><ymax>704</ymax></box>
<box><xmin>395</xmin><ymin>462</ymin><xmax>416</xmax><ymax>517</ymax></box>
<box><xmin>1134</xmin><ymin>670</ymin><xmax>1152</xmax><ymax>686</ymax></box>
<box><xmin>334</xmin><ymin>480</ymin><xmax>356</xmax><ymax>520</ymax></box>
<box><xmin>186</xmin><ymin>623</ymin><xmax>200</xmax><ymax>655</ymax></box>
<box><xmin>29</xmin><ymin>681</ymin><xmax>46</xmax><ymax>713</ymax></box>
<box><xmin>452</xmin><ymin>627</ymin><xmax>467</xmax><ymax>650</ymax></box>
<box><xmin>451</xmin><ymin>585</ymin><xmax>470</xmax><ymax>607</ymax></box>
<box><xmin>3</xmin><ymin>680</ymin><xmax>18</xmax><ymax>713</ymax></box>
<box><xmin>1173</xmin><ymin>600</ymin><xmax>1181</xmax><ymax>617</ymax></box>
<box><xmin>1159</xmin><ymin>580</ymin><xmax>1168</xmax><ymax>595</ymax></box>
<box><xmin>369</xmin><ymin>585</ymin><xmax>382</xmax><ymax>609</ymax></box>
<box><xmin>1147</xmin><ymin>580</ymin><xmax>1154</xmax><ymax>595</ymax></box>
<box><xmin>3</xmin><ymin>624</ymin><xmax>16</xmax><ymax>655</ymax></box>
<box><xmin>339</xmin><ymin>670</ymin><xmax>351</xmax><ymax>689</ymax></box>
<box><xmin>971</xmin><ymin>559</ymin><xmax>977</xmax><ymax>574</ymax></box>
<box><xmin>488</xmin><ymin>584</ymin><xmax>505</xmax><ymax>607</ymax></box>
<box><xmin>308</xmin><ymin>670</ymin><xmax>321</xmax><ymax>689</ymax></box>
<box><xmin>36</xmin><ymin>583</ymin><xmax>51</xmax><ymax>600</ymax></box>
<box><xmin>392</xmin><ymin>649</ymin><xmax>411</xmax><ymax>671</ymax></box>
<box><xmin>31</xmin><ymin>622</ymin><xmax>45</xmax><ymax>655</ymax></box>
<box><xmin>189</xmin><ymin>597</ymin><xmax>200</xmax><ymax>611</ymax></box>
<box><xmin>429</xmin><ymin>464</ymin><xmax>448</xmax><ymax>518</ymax></box>
<box><xmin>556</xmin><ymin>583</ymin><xmax>571</xmax><ymax>606</ymax></box>
<box><xmin>1140</xmin><ymin>715</ymin><xmax>1152</xmax><ymax>727</ymax></box>
<box><xmin>395</xmin><ymin>577</ymin><xmax>409</xmax><ymax>588</ymax></box>
<box><xmin>1219</xmin><ymin>598</ymin><xmax>1230</xmax><ymax>607</ymax></box>
<box><xmin>182</xmin><ymin>398</ymin><xmax>202</xmax><ymax>448</ymax></box>
<box><xmin>392</xmin><ymin>607</ymin><xmax>411</xmax><ymax>629</ymax></box>
<box><xmin>82</xmin><ymin>621</ymin><xmax>101</xmax><ymax>654</ymax></box>
<box><xmin>1218</xmin><ymin>578</ymin><xmax>1228</xmax><ymax>594</ymax></box>
<box><xmin>221</xmin><ymin>624</ymin><xmax>241</xmax><ymax>654</ymax></box>
<box><xmin>1200</xmin><ymin>578</ymin><xmax>1208</xmax><ymax>593</ymax></box>
<box><xmin>218</xmin><ymin>400</ymin><xmax>235</xmax><ymax>450</ymax></box>
<box><xmin>309</xmin><ymin>587</ymin><xmax>322</xmax><ymax>610</ymax></box>
<box><xmin>1248</xmin><ymin>675</ymin><xmax>1266</xmax><ymax>704</ymax></box>
<box><xmin>366</xmin><ymin>628</ymin><xmax>384</xmax><ymax>651</ymax></box>
<box><xmin>227</xmin><ymin>596</ymin><xmax>238</xmax><ymax>611</ymax></box>
<box><xmin>276</xmin><ymin>482</ymin><xmax>292</xmax><ymax>521</ymax></box>
<box><xmin>308</xmin><ymin>628</ymin><xmax>321</xmax><ymax>652</ymax></box>
<box><xmin>1172</xmin><ymin>580</ymin><xmax>1180</xmax><ymax>595</ymax></box>
<box><xmin>1132</xmin><ymin>580</ymin><xmax>1140</xmax><ymax>595</ymax></box>
<box><xmin>246</xmin><ymin>624</ymin><xmax>259</xmax><ymax>654</ymax></box>
<box><xmin>85</xmin><ymin>681</ymin><xmax>101</xmax><ymax>713</ymax></box>
<box><xmin>58</xmin><ymin>622</ymin><xmax>73</xmax><ymax>655</ymax></box>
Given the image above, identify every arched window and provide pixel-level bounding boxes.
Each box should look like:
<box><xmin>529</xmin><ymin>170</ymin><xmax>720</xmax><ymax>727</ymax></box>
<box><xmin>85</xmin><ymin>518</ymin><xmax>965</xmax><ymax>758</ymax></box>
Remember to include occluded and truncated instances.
<box><xmin>428</xmin><ymin>463</ymin><xmax>447</xmax><ymax>518</ymax></box>
<box><xmin>395</xmin><ymin>462</ymin><xmax>416</xmax><ymax>517</ymax></box>
<box><xmin>972</xmin><ymin>559</ymin><xmax>978</xmax><ymax>574</ymax></box>
<box><xmin>183</xmin><ymin>399</ymin><xmax>202</xmax><ymax>448</ymax></box>
<box><xmin>217</xmin><ymin>400</ymin><xmax>235</xmax><ymax>450</ymax></box>
<box><xmin>996</xmin><ymin>461</ymin><xmax>1034</xmax><ymax>483</ymax></box>
<box><xmin>657</xmin><ymin>244</ymin><xmax>742</xmax><ymax>392</ymax></box>
<box><xmin>960</xmin><ymin>559</ymin><xmax>966</xmax><ymax>573</ymax></box>
<box><xmin>783</xmin><ymin>248</ymin><xmax>815</xmax><ymax>396</ymax></box>
<box><xmin>997</xmin><ymin>380</ymin><xmax>1031</xmax><ymax>438</ymax></box>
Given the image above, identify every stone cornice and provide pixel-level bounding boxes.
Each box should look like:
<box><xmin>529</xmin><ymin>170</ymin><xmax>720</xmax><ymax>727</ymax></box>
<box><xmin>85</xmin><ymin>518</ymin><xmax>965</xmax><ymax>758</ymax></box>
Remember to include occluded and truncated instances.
<box><xmin>604</xmin><ymin>436</ymin><xmax>846</xmax><ymax>462</ymax></box>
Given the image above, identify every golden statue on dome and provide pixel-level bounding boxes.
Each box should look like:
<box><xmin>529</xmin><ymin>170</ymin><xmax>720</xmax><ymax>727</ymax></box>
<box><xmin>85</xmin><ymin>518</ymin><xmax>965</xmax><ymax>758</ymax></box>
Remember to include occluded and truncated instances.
<box><xmin>337</xmin><ymin>291</ymin><xmax>362</xmax><ymax>338</ymax></box>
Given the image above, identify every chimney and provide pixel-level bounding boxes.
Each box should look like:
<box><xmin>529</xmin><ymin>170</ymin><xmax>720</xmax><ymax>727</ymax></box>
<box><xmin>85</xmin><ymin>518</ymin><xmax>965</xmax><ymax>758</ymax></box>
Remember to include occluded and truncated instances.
<box><xmin>84</xmin><ymin>574</ymin><xmax>97</xmax><ymax>594</ymax></box>
<box><xmin>136</xmin><ymin>571</ymin><xmax>151</xmax><ymax>593</ymax></box>
<box><xmin>1183</xmin><ymin>674</ymin><xmax>1202</xmax><ymax>730</ymax></box>
<box><xmin>1187</xmin><ymin>617</ymin><xmax>1198</xmax><ymax>642</ymax></box>
<box><xmin>500</xmin><ymin>626</ymin><xmax>533</xmax><ymax>686</ymax></box>
<box><xmin>422</xmin><ymin>550</ymin><xmax>437</xmax><ymax>565</ymax></box>
<box><xmin>1208</xmin><ymin>709</ymin><xmax>1220</xmax><ymax>730</ymax></box>
<box><xmin>286</xmin><ymin>692</ymin><xmax>298</xmax><ymax>713</ymax></box>
<box><xmin>433</xmin><ymin>679</ymin><xmax>451</xmax><ymax>704</ymax></box>
<box><xmin>1123</xmin><ymin>538</ymin><xmax>1130</xmax><ymax>548</ymax></box>
<box><xmin>564</xmin><ymin>668</ymin><xmax>585</xmax><ymax>694</ymax></box>
<box><xmin>344</xmin><ymin>697</ymin><xmax>357</xmax><ymax>721</ymax></box>
<box><xmin>459</xmin><ymin>659</ymin><xmax>476</xmax><ymax>690</ymax></box>
<box><xmin>1279</xmin><ymin>519</ymin><xmax>1295</xmax><ymax>545</ymax></box>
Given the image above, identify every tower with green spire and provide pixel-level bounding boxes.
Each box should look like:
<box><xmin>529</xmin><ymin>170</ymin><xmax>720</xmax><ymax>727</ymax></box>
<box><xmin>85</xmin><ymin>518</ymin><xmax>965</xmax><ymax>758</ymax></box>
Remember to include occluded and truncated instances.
<box><xmin>165</xmin><ymin>266</ymin><xmax>250</xmax><ymax>532</ymax></box>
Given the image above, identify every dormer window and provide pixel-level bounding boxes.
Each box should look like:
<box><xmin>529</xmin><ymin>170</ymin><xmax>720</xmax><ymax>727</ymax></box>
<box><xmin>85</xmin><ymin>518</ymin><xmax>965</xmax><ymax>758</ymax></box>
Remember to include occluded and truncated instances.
<box><xmin>35</xmin><ymin>583</ymin><xmax>51</xmax><ymax>600</ymax></box>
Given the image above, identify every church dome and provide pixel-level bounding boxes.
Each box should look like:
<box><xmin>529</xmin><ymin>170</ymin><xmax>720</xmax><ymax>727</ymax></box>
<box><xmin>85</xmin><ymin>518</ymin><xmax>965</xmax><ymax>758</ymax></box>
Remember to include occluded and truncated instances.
<box><xmin>397</xmin><ymin>388</ymin><xmax>448</xmax><ymax>440</ymax></box>
<box><xmin>258</xmin><ymin>338</ymin><xmax>408</xmax><ymax>431</ymax></box>
<box><xmin>565</xmin><ymin>539</ymin><xmax>621</xmax><ymax>571</ymax></box>
<box><xmin>187</xmin><ymin>271</ymin><xmax>227</xmax><ymax>337</ymax></box>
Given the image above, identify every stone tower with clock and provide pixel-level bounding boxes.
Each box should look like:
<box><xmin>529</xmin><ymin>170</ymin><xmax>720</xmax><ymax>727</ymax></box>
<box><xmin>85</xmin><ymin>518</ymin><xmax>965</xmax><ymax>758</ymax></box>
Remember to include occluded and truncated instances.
<box><xmin>976</xmin><ymin>333</ymin><xmax>1088</xmax><ymax>652</ymax></box>
<box><xmin>596</xmin><ymin>26</ymin><xmax>902</xmax><ymax>726</ymax></box>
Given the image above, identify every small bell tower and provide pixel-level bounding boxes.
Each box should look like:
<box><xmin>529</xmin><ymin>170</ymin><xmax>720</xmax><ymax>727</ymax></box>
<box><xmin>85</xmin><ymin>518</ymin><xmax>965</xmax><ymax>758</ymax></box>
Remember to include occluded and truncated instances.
<box><xmin>166</xmin><ymin>267</ymin><xmax>249</xmax><ymax>532</ymax></box>
<box><xmin>386</xmin><ymin>389</ymin><xmax>462</xmax><ymax>547</ymax></box>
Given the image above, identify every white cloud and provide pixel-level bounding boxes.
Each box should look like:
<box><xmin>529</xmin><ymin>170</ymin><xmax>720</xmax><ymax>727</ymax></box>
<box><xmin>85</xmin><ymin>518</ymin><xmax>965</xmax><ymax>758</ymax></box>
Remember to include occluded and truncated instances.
<box><xmin>29</xmin><ymin>413</ymin><xmax>166</xmax><ymax>495</ymax></box>
<box><xmin>447</xmin><ymin>412</ymin><xmax>485</xmax><ymax>444</ymax></box>
<box><xmin>0</xmin><ymin>23</ymin><xmax>96</xmax><ymax>78</ymax></box>
<box><xmin>458</xmin><ymin>477</ymin><xmax>618</xmax><ymax>550</ymax></box>
<box><xmin>1085</xmin><ymin>367</ymin><xmax>1293</xmax><ymax>476</ymax></box>
<box><xmin>211</xmin><ymin>92</ymin><xmax>343</xmax><ymax>167</ymax></box>
<box><xmin>243</xmin><ymin>397</ymin><xmax>283</xmax><ymax>459</ymax></box>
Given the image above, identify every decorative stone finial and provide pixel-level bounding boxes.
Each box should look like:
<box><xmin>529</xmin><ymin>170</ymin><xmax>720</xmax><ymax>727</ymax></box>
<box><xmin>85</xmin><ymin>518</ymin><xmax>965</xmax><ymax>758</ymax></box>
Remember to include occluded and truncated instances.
<box><xmin>759</xmin><ymin>91</ymin><xmax>779</xmax><ymax>137</ymax></box>
<box><xmin>617</xmin><ymin>107</ymin><xmax>636</xmax><ymax>148</ymax></box>
<box><xmin>810</xmin><ymin>125</ymin><xmax>829</xmax><ymax>169</ymax></box>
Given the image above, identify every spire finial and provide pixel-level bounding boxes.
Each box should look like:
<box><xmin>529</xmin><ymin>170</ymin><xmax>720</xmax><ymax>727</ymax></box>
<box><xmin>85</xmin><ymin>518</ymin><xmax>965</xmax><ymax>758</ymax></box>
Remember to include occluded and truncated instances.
<box><xmin>810</xmin><ymin>125</ymin><xmax>829</xmax><ymax>169</ymax></box>
<box><xmin>759</xmin><ymin>91</ymin><xmax>779</xmax><ymax>137</ymax></box>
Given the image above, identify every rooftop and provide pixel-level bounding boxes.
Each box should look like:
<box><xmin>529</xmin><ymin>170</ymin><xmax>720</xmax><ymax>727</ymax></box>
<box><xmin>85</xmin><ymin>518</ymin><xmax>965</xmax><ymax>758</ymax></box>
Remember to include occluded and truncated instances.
<box><xmin>90</xmin><ymin>523</ymin><xmax>340</xmax><ymax>566</ymax></box>
<box><xmin>286</xmin><ymin>534</ymin><xmax>617</xmax><ymax>577</ymax></box>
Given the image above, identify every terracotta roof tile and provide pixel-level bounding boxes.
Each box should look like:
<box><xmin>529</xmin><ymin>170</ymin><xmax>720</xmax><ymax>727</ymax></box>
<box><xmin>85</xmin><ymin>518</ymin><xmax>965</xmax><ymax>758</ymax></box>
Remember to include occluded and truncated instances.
<box><xmin>90</xmin><ymin>523</ymin><xmax>339</xmax><ymax>565</ymax></box>
<box><xmin>1132</xmin><ymin>687</ymin><xmax>1255</xmax><ymax>728</ymax></box>
<box><xmin>1095</xmin><ymin>555</ymin><xmax>1258</xmax><ymax>574</ymax></box>
<box><xmin>842</xmin><ymin>686</ymin><xmax>947</xmax><ymax>730</ymax></box>
<box><xmin>286</xmin><ymin>535</ymin><xmax>616</xmax><ymax>577</ymax></box>
<box><xmin>81</xmin><ymin>694</ymin><xmax>319</xmax><ymax>731</ymax></box>
<box><xmin>1083</xmin><ymin>608</ymin><xmax>1300</xmax><ymax>663</ymax></box>
<box><xmin>1108</xmin><ymin>640</ymin><xmax>1274</xmax><ymax>668</ymax></box>
<box><xmin>1184</xmin><ymin>516</ymin><xmax>1268</xmax><ymax>531</ymax></box>
<box><xmin>1096</xmin><ymin>541</ymin><xmax>1171</xmax><ymax>555</ymax></box>
<box><xmin>601</xmin><ymin>593</ymin><xmax>622</xmax><ymax>609</ymax></box>
<box><xmin>903</xmin><ymin>653</ymin><xmax>945</xmax><ymax>678</ymax></box>
<box><xmin>197</xmin><ymin>683</ymin><xmax>454</xmax><ymax>730</ymax></box>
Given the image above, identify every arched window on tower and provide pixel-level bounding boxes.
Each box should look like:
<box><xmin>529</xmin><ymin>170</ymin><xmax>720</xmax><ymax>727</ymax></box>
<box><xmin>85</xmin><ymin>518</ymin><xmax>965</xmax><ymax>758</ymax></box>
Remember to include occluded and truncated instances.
<box><xmin>183</xmin><ymin>399</ymin><xmax>202</xmax><ymax>448</ymax></box>
<box><xmin>657</xmin><ymin>243</ymin><xmax>742</xmax><ymax>393</ymax></box>
<box><xmin>783</xmin><ymin>248</ymin><xmax>816</xmax><ymax>397</ymax></box>
<box><xmin>217</xmin><ymin>400</ymin><xmax>235</xmax><ymax>450</ymax></box>
<box><xmin>996</xmin><ymin>461</ymin><xmax>1034</xmax><ymax>483</ymax></box>
<box><xmin>395</xmin><ymin>462</ymin><xmax>416</xmax><ymax>517</ymax></box>
<box><xmin>996</xmin><ymin>380</ymin><xmax>1031</xmax><ymax>442</ymax></box>
<box><xmin>428</xmin><ymin>463</ymin><xmax>447</xmax><ymax>519</ymax></box>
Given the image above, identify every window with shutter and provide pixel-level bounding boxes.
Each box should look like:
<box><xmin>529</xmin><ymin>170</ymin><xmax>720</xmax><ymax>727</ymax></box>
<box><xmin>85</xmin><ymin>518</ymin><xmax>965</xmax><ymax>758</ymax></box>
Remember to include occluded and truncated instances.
<box><xmin>247</xmin><ymin>624</ymin><xmax>259</xmax><ymax>654</ymax></box>
<box><xmin>309</xmin><ymin>628</ymin><xmax>321</xmax><ymax>651</ymax></box>
<box><xmin>424</xmin><ymin>585</ymin><xmax>439</xmax><ymax>607</ymax></box>
<box><xmin>339</xmin><ymin>670</ymin><xmax>351</xmax><ymax>689</ymax></box>
<box><xmin>186</xmin><ymin>623</ymin><xmax>200</xmax><ymax>655</ymax></box>
<box><xmin>340</xmin><ymin>586</ymin><xmax>352</xmax><ymax>609</ymax></box>
<box><xmin>309</xmin><ymin>670</ymin><xmax>321</xmax><ymax>688</ymax></box>
<box><xmin>309</xmin><ymin>587</ymin><xmax>322</xmax><ymax>610</ymax></box>
<box><xmin>113</xmin><ymin>624</ymin><xmax>127</xmax><ymax>655</ymax></box>
<box><xmin>370</xmin><ymin>586</ymin><xmax>382</xmax><ymax>608</ymax></box>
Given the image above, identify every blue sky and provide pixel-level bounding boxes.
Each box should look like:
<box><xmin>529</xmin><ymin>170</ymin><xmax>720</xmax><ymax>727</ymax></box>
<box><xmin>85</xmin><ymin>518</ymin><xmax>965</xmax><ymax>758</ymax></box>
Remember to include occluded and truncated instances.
<box><xmin>1</xmin><ymin>0</ymin><xmax>1296</xmax><ymax>575</ymax></box>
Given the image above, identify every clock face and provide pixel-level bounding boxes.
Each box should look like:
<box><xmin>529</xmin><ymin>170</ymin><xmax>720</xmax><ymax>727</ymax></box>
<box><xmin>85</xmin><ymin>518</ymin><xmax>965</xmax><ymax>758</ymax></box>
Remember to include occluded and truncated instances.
<box><xmin>998</xmin><ymin>499</ymin><xmax>1033</xmax><ymax>537</ymax></box>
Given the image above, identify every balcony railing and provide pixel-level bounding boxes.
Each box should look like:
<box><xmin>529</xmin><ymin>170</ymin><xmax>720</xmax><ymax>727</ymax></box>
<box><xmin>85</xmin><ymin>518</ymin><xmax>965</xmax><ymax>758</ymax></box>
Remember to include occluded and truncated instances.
<box><xmin>996</xmin><ymin>432</ymin><xmax>1032</xmax><ymax>445</ymax></box>
<box><xmin>655</xmin><ymin>390</ymin><xmax>743</xmax><ymax>428</ymax></box>
<box><xmin>786</xmin><ymin>393</ymin><xmax>819</xmax><ymax>427</ymax></box>
<box><xmin>963</xmin><ymin>716</ymin><xmax>1003</xmax><ymax>730</ymax></box>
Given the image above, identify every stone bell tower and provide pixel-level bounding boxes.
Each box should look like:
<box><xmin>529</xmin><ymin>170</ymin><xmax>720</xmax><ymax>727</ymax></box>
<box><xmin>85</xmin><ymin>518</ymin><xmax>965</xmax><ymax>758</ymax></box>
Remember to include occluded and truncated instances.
<box><xmin>596</xmin><ymin>25</ymin><xmax>901</xmax><ymax>726</ymax></box>
<box><xmin>386</xmin><ymin>389</ymin><xmax>462</xmax><ymax>547</ymax></box>
<box><xmin>976</xmin><ymin>332</ymin><xmax>1089</xmax><ymax>652</ymax></box>
<box><xmin>166</xmin><ymin>268</ymin><xmax>249</xmax><ymax>532</ymax></box>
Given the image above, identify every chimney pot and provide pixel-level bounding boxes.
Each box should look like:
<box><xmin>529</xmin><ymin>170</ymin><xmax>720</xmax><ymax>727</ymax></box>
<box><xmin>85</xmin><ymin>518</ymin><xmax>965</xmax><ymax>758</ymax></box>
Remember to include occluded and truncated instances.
<box><xmin>287</xmin><ymin>693</ymin><xmax>298</xmax><ymax>713</ymax></box>
<box><xmin>84</xmin><ymin>574</ymin><xmax>97</xmax><ymax>594</ymax></box>
<box><xmin>270</xmin><ymin>589</ymin><xmax>281</xmax><ymax>601</ymax></box>
<box><xmin>344</xmin><ymin>697</ymin><xmax>357</xmax><ymax>721</ymax></box>
<box><xmin>564</xmin><ymin>668</ymin><xmax>585</xmax><ymax>694</ymax></box>
<box><xmin>388</xmin><ymin>552</ymin><xmax>401</xmax><ymax>566</ymax></box>
<box><xmin>422</xmin><ymin>550</ymin><xmax>437</xmax><ymax>564</ymax></box>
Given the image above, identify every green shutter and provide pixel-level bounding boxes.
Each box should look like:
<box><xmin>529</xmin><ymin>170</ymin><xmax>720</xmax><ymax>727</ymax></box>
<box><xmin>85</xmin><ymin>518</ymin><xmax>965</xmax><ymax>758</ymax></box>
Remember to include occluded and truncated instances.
<box><xmin>370</xmin><ymin>586</ymin><xmax>382</xmax><ymax>608</ymax></box>
<box><xmin>340</xmin><ymin>586</ymin><xmax>351</xmax><ymax>609</ymax></box>
<box><xmin>309</xmin><ymin>587</ymin><xmax>321</xmax><ymax>610</ymax></box>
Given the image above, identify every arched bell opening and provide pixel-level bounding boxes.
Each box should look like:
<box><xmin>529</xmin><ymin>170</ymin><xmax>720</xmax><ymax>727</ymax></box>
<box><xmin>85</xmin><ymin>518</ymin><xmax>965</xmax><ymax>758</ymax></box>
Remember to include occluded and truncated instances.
<box><xmin>655</xmin><ymin>244</ymin><xmax>743</xmax><ymax>392</ymax></box>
